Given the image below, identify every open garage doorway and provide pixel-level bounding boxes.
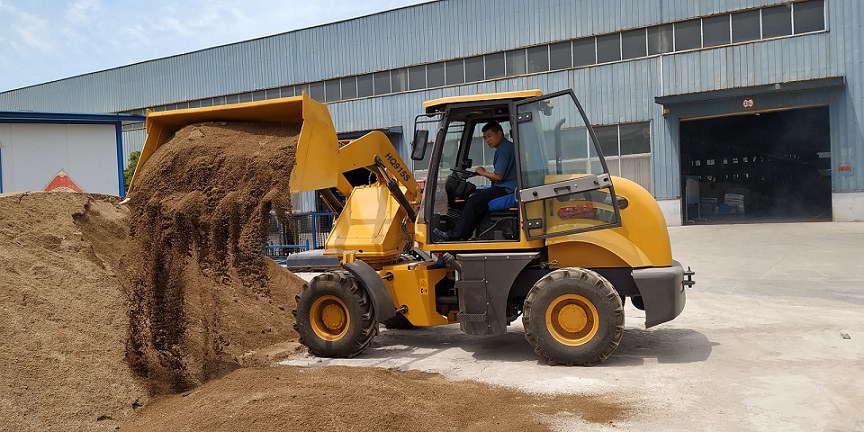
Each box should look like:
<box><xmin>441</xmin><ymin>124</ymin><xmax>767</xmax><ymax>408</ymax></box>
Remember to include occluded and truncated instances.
<box><xmin>680</xmin><ymin>106</ymin><xmax>831</xmax><ymax>224</ymax></box>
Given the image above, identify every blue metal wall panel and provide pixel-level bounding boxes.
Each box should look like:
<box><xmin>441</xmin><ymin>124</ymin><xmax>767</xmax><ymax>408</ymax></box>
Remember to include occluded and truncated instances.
<box><xmin>1</xmin><ymin>0</ymin><xmax>862</xmax><ymax>197</ymax></box>
<box><xmin>0</xmin><ymin>0</ymin><xmax>797</xmax><ymax>113</ymax></box>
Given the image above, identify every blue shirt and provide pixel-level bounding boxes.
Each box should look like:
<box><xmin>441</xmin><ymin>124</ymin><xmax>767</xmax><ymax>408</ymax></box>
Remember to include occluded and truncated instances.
<box><xmin>492</xmin><ymin>138</ymin><xmax>517</xmax><ymax>194</ymax></box>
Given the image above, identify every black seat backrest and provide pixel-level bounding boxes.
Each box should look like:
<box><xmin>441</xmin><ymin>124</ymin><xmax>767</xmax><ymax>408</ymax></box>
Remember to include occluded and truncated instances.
<box><xmin>444</xmin><ymin>174</ymin><xmax>476</xmax><ymax>207</ymax></box>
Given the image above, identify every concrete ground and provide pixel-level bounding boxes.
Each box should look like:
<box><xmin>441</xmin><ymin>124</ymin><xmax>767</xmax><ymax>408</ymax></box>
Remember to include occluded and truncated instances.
<box><xmin>285</xmin><ymin>222</ymin><xmax>864</xmax><ymax>432</ymax></box>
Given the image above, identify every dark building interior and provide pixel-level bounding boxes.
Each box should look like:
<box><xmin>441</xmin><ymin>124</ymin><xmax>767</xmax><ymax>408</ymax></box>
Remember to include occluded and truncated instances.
<box><xmin>680</xmin><ymin>106</ymin><xmax>832</xmax><ymax>224</ymax></box>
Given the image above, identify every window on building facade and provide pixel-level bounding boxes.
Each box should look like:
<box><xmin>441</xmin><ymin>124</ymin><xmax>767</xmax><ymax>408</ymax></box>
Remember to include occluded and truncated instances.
<box><xmin>427</xmin><ymin>62</ymin><xmax>446</xmax><ymax>87</ymax></box>
<box><xmin>549</xmin><ymin>41</ymin><xmax>572</xmax><ymax>70</ymax></box>
<box><xmin>325</xmin><ymin>79</ymin><xmax>341</xmax><ymax>102</ymax></box>
<box><xmin>252</xmin><ymin>90</ymin><xmax>266</xmax><ymax>101</ymax></box>
<box><xmin>622</xmin><ymin>29</ymin><xmax>647</xmax><ymax>59</ymax></box>
<box><xmin>464</xmin><ymin>56</ymin><xmax>485</xmax><ymax>82</ymax></box>
<box><xmin>594</xmin><ymin>125</ymin><xmax>619</xmax><ymax>158</ymax></box>
<box><xmin>702</xmin><ymin>15</ymin><xmax>731</xmax><ymax>47</ymax></box>
<box><xmin>597</xmin><ymin>33</ymin><xmax>622</xmax><ymax>63</ymax></box>
<box><xmin>265</xmin><ymin>88</ymin><xmax>281</xmax><ymax>99</ymax></box>
<box><xmin>340</xmin><ymin>77</ymin><xmax>357</xmax><ymax>99</ymax></box>
<box><xmin>408</xmin><ymin>65</ymin><xmax>426</xmax><ymax>90</ymax></box>
<box><xmin>297</xmin><ymin>83</ymin><xmax>310</xmax><ymax>97</ymax></box>
<box><xmin>279</xmin><ymin>86</ymin><xmax>294</xmax><ymax>97</ymax></box>
<box><xmin>226</xmin><ymin>94</ymin><xmax>240</xmax><ymax>104</ymax></box>
<box><xmin>592</xmin><ymin>122</ymin><xmax>652</xmax><ymax>191</ymax></box>
<box><xmin>445</xmin><ymin>59</ymin><xmax>464</xmax><ymax>85</ymax></box>
<box><xmin>506</xmin><ymin>49</ymin><xmax>527</xmax><ymax>75</ymax></box>
<box><xmin>572</xmin><ymin>37</ymin><xmax>596</xmax><ymax>66</ymax></box>
<box><xmin>485</xmin><ymin>52</ymin><xmax>505</xmax><ymax>78</ymax></box>
<box><xmin>732</xmin><ymin>9</ymin><xmax>761</xmax><ymax>42</ymax></box>
<box><xmin>238</xmin><ymin>93</ymin><xmax>253</xmax><ymax>103</ymax></box>
<box><xmin>794</xmin><ymin>0</ymin><xmax>825</xmax><ymax>34</ymax></box>
<box><xmin>527</xmin><ymin>45</ymin><xmax>549</xmax><ymax>73</ymax></box>
<box><xmin>675</xmin><ymin>18</ymin><xmax>702</xmax><ymax>51</ymax></box>
<box><xmin>357</xmin><ymin>74</ymin><xmax>373</xmax><ymax>97</ymax></box>
<box><xmin>762</xmin><ymin>4</ymin><xmax>793</xmax><ymax>38</ymax></box>
<box><xmin>648</xmin><ymin>24</ymin><xmax>674</xmax><ymax>55</ymax></box>
<box><xmin>619</xmin><ymin>122</ymin><xmax>651</xmax><ymax>155</ymax></box>
<box><xmin>373</xmin><ymin>71</ymin><xmax>391</xmax><ymax>95</ymax></box>
<box><xmin>309</xmin><ymin>82</ymin><xmax>325</xmax><ymax>101</ymax></box>
<box><xmin>391</xmin><ymin>68</ymin><xmax>408</xmax><ymax>93</ymax></box>
<box><xmin>618</xmin><ymin>122</ymin><xmax>652</xmax><ymax>192</ymax></box>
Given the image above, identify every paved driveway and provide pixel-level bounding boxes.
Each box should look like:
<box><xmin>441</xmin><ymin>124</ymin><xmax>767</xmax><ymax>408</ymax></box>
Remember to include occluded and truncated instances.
<box><xmin>286</xmin><ymin>222</ymin><xmax>864</xmax><ymax>431</ymax></box>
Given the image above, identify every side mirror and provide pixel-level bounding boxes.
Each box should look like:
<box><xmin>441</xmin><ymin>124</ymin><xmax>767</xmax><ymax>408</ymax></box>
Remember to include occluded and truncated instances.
<box><xmin>411</xmin><ymin>129</ymin><xmax>429</xmax><ymax>161</ymax></box>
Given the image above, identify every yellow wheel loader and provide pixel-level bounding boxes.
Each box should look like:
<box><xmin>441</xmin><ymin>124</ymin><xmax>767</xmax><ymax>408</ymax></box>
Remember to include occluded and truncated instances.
<box><xmin>132</xmin><ymin>89</ymin><xmax>694</xmax><ymax>366</ymax></box>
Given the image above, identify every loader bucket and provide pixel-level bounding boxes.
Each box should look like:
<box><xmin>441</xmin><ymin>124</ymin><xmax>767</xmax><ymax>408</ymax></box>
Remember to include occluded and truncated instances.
<box><xmin>129</xmin><ymin>92</ymin><xmax>340</xmax><ymax>193</ymax></box>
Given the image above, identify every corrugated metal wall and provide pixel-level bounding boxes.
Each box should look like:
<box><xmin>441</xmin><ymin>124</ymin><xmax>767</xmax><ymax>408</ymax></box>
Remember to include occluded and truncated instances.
<box><xmin>827</xmin><ymin>0</ymin><xmax>864</xmax><ymax>194</ymax></box>
<box><xmin>0</xmin><ymin>0</ymin><xmax>794</xmax><ymax>112</ymax></box>
<box><xmin>2</xmin><ymin>0</ymin><xmax>863</xmax><ymax>206</ymax></box>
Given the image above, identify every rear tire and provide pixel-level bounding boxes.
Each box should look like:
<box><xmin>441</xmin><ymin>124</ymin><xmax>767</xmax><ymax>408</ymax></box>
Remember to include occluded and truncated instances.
<box><xmin>522</xmin><ymin>268</ymin><xmax>624</xmax><ymax>366</ymax></box>
<box><xmin>293</xmin><ymin>271</ymin><xmax>377</xmax><ymax>358</ymax></box>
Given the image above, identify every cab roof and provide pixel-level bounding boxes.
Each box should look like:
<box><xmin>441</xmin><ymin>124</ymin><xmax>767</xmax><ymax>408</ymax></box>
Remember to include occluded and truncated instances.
<box><xmin>423</xmin><ymin>90</ymin><xmax>543</xmax><ymax>113</ymax></box>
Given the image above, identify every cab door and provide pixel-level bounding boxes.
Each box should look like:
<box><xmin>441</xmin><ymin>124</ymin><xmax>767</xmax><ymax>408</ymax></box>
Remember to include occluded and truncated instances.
<box><xmin>514</xmin><ymin>90</ymin><xmax>622</xmax><ymax>239</ymax></box>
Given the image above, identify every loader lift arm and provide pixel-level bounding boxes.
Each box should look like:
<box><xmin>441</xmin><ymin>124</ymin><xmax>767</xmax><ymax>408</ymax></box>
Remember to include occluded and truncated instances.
<box><xmin>331</xmin><ymin>131</ymin><xmax>420</xmax><ymax>221</ymax></box>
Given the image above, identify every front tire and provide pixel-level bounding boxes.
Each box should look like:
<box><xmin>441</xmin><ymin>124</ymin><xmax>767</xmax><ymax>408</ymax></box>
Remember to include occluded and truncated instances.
<box><xmin>522</xmin><ymin>268</ymin><xmax>624</xmax><ymax>366</ymax></box>
<box><xmin>293</xmin><ymin>271</ymin><xmax>377</xmax><ymax>358</ymax></box>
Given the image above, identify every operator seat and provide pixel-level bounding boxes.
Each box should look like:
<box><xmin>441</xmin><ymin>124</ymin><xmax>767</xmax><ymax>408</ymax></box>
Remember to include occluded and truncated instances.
<box><xmin>475</xmin><ymin>193</ymin><xmax>519</xmax><ymax>241</ymax></box>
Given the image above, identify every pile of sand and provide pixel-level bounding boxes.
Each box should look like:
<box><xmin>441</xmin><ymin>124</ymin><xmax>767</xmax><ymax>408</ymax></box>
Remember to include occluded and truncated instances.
<box><xmin>0</xmin><ymin>121</ymin><xmax>308</xmax><ymax>431</ymax></box>
<box><xmin>0</xmin><ymin>192</ymin><xmax>147</xmax><ymax>431</ymax></box>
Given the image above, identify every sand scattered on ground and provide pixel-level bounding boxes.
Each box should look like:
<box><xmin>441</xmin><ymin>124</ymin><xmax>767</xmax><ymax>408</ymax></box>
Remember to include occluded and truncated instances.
<box><xmin>117</xmin><ymin>365</ymin><xmax>631</xmax><ymax>432</ymax></box>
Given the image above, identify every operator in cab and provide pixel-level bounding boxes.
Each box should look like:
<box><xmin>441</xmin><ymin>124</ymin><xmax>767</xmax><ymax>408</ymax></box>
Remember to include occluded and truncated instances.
<box><xmin>434</xmin><ymin>121</ymin><xmax>516</xmax><ymax>241</ymax></box>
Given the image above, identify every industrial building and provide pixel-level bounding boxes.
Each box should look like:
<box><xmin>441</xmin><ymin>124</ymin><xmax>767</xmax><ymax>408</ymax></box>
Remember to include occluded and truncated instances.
<box><xmin>1</xmin><ymin>0</ymin><xmax>861</xmax><ymax>225</ymax></box>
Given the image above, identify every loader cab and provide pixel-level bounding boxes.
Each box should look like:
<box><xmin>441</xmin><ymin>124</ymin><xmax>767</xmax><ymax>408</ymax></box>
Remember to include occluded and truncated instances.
<box><xmin>413</xmin><ymin>89</ymin><xmax>621</xmax><ymax>247</ymax></box>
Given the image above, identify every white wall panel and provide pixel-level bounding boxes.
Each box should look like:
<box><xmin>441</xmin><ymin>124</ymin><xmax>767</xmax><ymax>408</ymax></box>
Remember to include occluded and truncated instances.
<box><xmin>0</xmin><ymin>124</ymin><xmax>118</xmax><ymax>195</ymax></box>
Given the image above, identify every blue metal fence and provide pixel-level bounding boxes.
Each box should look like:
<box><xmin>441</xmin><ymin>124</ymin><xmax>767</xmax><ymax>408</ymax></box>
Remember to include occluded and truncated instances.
<box><xmin>264</xmin><ymin>211</ymin><xmax>335</xmax><ymax>263</ymax></box>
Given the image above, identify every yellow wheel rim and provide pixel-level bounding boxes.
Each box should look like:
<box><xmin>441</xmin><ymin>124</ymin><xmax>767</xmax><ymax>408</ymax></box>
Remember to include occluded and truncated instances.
<box><xmin>310</xmin><ymin>295</ymin><xmax>350</xmax><ymax>341</ymax></box>
<box><xmin>545</xmin><ymin>294</ymin><xmax>599</xmax><ymax>346</ymax></box>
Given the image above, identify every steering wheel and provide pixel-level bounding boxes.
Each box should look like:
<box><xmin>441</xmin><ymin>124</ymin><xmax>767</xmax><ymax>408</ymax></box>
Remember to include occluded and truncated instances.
<box><xmin>450</xmin><ymin>168</ymin><xmax>479</xmax><ymax>178</ymax></box>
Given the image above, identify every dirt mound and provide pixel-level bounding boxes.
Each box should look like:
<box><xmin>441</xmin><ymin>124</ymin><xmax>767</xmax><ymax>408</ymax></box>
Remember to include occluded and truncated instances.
<box><xmin>0</xmin><ymin>192</ymin><xmax>147</xmax><ymax>431</ymax></box>
<box><xmin>118</xmin><ymin>366</ymin><xmax>630</xmax><ymax>431</ymax></box>
<box><xmin>0</xmin><ymin>121</ymin><xmax>308</xmax><ymax>431</ymax></box>
<box><xmin>124</xmin><ymin>121</ymin><xmax>305</xmax><ymax>393</ymax></box>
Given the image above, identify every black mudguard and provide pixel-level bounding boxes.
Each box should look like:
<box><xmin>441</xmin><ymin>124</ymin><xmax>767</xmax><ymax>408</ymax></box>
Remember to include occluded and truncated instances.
<box><xmin>632</xmin><ymin>260</ymin><xmax>688</xmax><ymax>328</ymax></box>
<box><xmin>344</xmin><ymin>260</ymin><xmax>397</xmax><ymax>322</ymax></box>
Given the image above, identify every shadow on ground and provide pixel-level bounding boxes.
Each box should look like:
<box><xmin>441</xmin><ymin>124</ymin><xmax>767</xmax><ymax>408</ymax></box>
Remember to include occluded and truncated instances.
<box><xmin>315</xmin><ymin>324</ymin><xmax>718</xmax><ymax>368</ymax></box>
<box><xmin>604</xmin><ymin>328</ymin><xmax>717</xmax><ymax>366</ymax></box>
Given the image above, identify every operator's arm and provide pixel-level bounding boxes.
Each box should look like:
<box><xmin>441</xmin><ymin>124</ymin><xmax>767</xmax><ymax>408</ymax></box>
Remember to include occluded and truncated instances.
<box><xmin>475</xmin><ymin>166</ymin><xmax>503</xmax><ymax>181</ymax></box>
